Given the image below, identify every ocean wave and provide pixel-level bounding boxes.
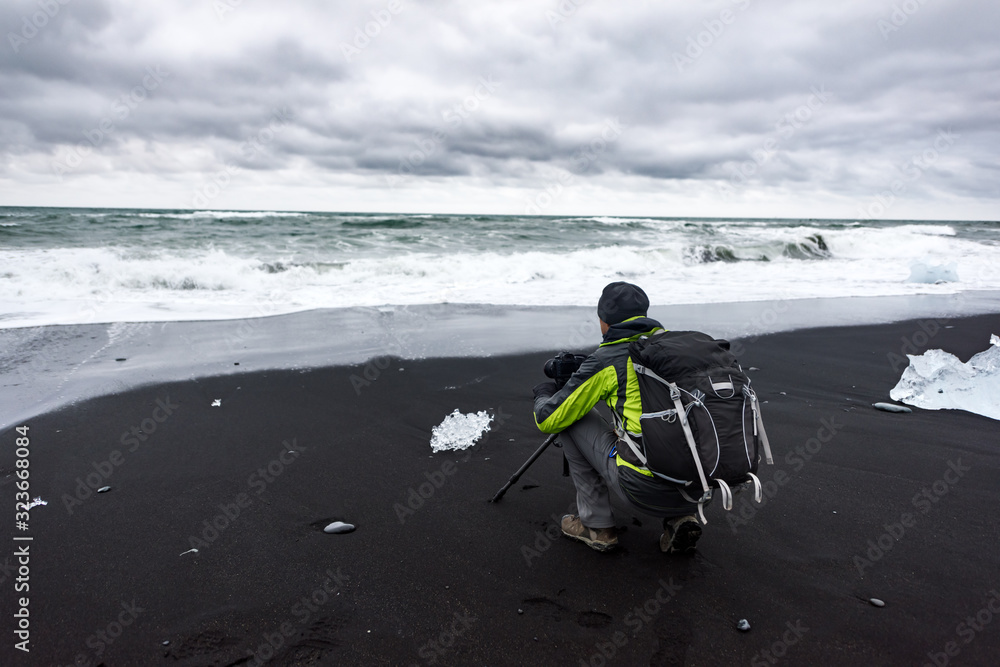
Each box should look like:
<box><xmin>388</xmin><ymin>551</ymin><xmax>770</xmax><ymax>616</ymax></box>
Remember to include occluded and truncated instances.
<box><xmin>259</xmin><ymin>261</ymin><xmax>290</xmax><ymax>274</ymax></box>
<box><xmin>1</xmin><ymin>212</ymin><xmax>998</xmax><ymax>329</ymax></box>
<box><xmin>256</xmin><ymin>260</ymin><xmax>347</xmax><ymax>273</ymax></box>
<box><xmin>890</xmin><ymin>224</ymin><xmax>956</xmax><ymax>236</ymax></box>
<box><xmin>783</xmin><ymin>234</ymin><xmax>832</xmax><ymax>260</ymax></box>
<box><xmin>147</xmin><ymin>276</ymin><xmax>226</xmax><ymax>291</ymax></box>
<box><xmin>683</xmin><ymin>245</ymin><xmax>743</xmax><ymax>263</ymax></box>
<box><xmin>589</xmin><ymin>216</ymin><xmax>643</xmax><ymax>225</ymax></box>
<box><xmin>340</xmin><ymin>218</ymin><xmax>425</xmax><ymax>229</ymax></box>
<box><xmin>678</xmin><ymin>233</ymin><xmax>832</xmax><ymax>264</ymax></box>
<box><xmin>136</xmin><ymin>210</ymin><xmax>309</xmax><ymax>220</ymax></box>
<box><xmin>570</xmin><ymin>216</ymin><xmax>676</xmax><ymax>229</ymax></box>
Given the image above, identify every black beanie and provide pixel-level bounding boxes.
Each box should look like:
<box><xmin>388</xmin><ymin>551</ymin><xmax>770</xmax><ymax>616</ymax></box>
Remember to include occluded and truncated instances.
<box><xmin>597</xmin><ymin>282</ymin><xmax>649</xmax><ymax>325</ymax></box>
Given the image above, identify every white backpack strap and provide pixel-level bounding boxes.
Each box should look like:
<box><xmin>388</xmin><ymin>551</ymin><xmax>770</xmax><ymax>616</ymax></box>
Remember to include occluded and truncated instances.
<box><xmin>746</xmin><ymin>472</ymin><xmax>763</xmax><ymax>503</ymax></box>
<box><xmin>714</xmin><ymin>478</ymin><xmax>733</xmax><ymax>511</ymax></box>
<box><xmin>750</xmin><ymin>390</ymin><xmax>774</xmax><ymax>465</ymax></box>
<box><xmin>621</xmin><ymin>431</ymin><xmax>647</xmax><ymax>466</ymax></box>
<box><xmin>612</xmin><ymin>412</ymin><xmax>648</xmax><ymax>465</ymax></box>
<box><xmin>632</xmin><ymin>363</ymin><xmax>670</xmax><ymax>387</ymax></box>
<box><xmin>679</xmin><ymin>488</ymin><xmax>710</xmax><ymax>525</ymax></box>
<box><xmin>669</xmin><ymin>382</ymin><xmax>711</xmax><ymax>496</ymax></box>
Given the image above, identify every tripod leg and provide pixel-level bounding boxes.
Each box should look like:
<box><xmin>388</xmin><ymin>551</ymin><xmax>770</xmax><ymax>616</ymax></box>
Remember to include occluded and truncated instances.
<box><xmin>490</xmin><ymin>434</ymin><xmax>559</xmax><ymax>503</ymax></box>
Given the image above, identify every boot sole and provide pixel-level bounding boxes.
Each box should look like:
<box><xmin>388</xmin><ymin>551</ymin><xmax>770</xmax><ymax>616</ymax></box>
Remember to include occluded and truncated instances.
<box><xmin>661</xmin><ymin>521</ymin><xmax>702</xmax><ymax>555</ymax></box>
<box><xmin>561</xmin><ymin>522</ymin><xmax>618</xmax><ymax>553</ymax></box>
<box><xmin>563</xmin><ymin>531</ymin><xmax>618</xmax><ymax>552</ymax></box>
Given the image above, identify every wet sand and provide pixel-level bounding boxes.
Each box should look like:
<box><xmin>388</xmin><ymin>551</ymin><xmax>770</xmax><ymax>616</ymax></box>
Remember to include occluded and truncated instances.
<box><xmin>3</xmin><ymin>313</ymin><xmax>1000</xmax><ymax>665</ymax></box>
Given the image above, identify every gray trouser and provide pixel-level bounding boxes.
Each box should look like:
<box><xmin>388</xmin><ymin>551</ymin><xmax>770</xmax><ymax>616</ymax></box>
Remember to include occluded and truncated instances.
<box><xmin>558</xmin><ymin>409</ymin><xmax>700</xmax><ymax>528</ymax></box>
<box><xmin>557</xmin><ymin>409</ymin><xmax>626</xmax><ymax>529</ymax></box>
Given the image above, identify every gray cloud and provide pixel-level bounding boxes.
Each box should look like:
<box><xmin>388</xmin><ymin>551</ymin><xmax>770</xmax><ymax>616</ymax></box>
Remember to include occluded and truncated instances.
<box><xmin>1</xmin><ymin>0</ymin><xmax>997</xmax><ymax>217</ymax></box>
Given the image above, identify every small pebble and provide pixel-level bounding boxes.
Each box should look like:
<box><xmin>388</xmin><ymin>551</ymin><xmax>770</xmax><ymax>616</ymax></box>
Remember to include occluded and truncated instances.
<box><xmin>162</xmin><ymin>640</ymin><xmax>170</xmax><ymax>646</ymax></box>
<box><xmin>737</xmin><ymin>619</ymin><xmax>751</xmax><ymax>632</ymax></box>
<box><xmin>98</xmin><ymin>486</ymin><xmax>111</xmax><ymax>493</ymax></box>
<box><xmin>518</xmin><ymin>609</ymin><xmax>523</xmax><ymax>615</ymax></box>
<box><xmin>115</xmin><ymin>358</ymin><xmax>127</xmax><ymax>362</ymax></box>
<box><xmin>748</xmin><ymin>367</ymin><xmax>760</xmax><ymax>371</ymax></box>
<box><xmin>234</xmin><ymin>362</ymin><xmax>239</xmax><ymax>366</ymax></box>
<box><xmin>211</xmin><ymin>399</ymin><xmax>222</xmax><ymax>407</ymax></box>
<box><xmin>938</xmin><ymin>389</ymin><xmax>944</xmax><ymax>393</ymax></box>
<box><xmin>779</xmin><ymin>391</ymin><xmax>787</xmax><ymax>396</ymax></box>
<box><xmin>445</xmin><ymin>585</ymin><xmax>449</xmax><ymax>589</ymax></box>
<box><xmin>324</xmin><ymin>521</ymin><xmax>356</xmax><ymax>534</ymax></box>
<box><xmin>869</xmin><ymin>598</ymin><xmax>885</xmax><ymax>607</ymax></box>
<box><xmin>872</xmin><ymin>402</ymin><xmax>912</xmax><ymax>413</ymax></box>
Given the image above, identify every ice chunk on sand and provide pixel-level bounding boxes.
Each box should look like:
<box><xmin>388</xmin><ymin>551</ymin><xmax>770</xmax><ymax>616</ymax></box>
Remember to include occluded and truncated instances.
<box><xmin>430</xmin><ymin>409</ymin><xmax>494</xmax><ymax>452</ymax></box>
<box><xmin>889</xmin><ymin>335</ymin><xmax>1000</xmax><ymax>420</ymax></box>
<box><xmin>907</xmin><ymin>260</ymin><xmax>958</xmax><ymax>284</ymax></box>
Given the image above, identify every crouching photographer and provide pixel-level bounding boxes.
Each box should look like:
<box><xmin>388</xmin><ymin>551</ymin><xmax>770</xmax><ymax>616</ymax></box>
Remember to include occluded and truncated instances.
<box><xmin>532</xmin><ymin>282</ymin><xmax>703</xmax><ymax>555</ymax></box>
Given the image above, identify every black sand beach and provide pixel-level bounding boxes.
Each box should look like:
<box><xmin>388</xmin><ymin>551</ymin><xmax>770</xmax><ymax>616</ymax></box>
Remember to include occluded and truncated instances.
<box><xmin>3</xmin><ymin>314</ymin><xmax>1000</xmax><ymax>666</ymax></box>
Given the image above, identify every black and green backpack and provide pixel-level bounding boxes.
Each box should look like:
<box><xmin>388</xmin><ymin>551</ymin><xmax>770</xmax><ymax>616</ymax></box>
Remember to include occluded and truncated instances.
<box><xmin>619</xmin><ymin>330</ymin><xmax>774</xmax><ymax>524</ymax></box>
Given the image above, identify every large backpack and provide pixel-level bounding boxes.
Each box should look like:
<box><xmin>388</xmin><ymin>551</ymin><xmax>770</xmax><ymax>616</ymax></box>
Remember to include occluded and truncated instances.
<box><xmin>620</xmin><ymin>330</ymin><xmax>774</xmax><ymax>524</ymax></box>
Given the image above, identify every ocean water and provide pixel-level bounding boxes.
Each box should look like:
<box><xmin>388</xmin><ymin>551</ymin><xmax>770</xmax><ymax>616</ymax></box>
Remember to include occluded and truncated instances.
<box><xmin>1</xmin><ymin>207</ymin><xmax>999</xmax><ymax>329</ymax></box>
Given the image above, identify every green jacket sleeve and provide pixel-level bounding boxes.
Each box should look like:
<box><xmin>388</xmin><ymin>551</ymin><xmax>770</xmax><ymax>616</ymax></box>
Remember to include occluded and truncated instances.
<box><xmin>533</xmin><ymin>355</ymin><xmax>618</xmax><ymax>433</ymax></box>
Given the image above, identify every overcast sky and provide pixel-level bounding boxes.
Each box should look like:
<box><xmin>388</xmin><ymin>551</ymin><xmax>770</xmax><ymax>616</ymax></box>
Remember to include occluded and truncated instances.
<box><xmin>1</xmin><ymin>0</ymin><xmax>997</xmax><ymax>219</ymax></box>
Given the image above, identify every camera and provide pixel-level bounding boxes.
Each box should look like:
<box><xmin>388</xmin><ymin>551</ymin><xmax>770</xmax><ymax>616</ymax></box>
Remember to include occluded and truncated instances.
<box><xmin>544</xmin><ymin>352</ymin><xmax>587</xmax><ymax>389</ymax></box>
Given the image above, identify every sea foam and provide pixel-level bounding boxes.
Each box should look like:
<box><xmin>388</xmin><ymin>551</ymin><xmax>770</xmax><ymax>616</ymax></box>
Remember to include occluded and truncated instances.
<box><xmin>2</xmin><ymin>212</ymin><xmax>1000</xmax><ymax>329</ymax></box>
<box><xmin>890</xmin><ymin>335</ymin><xmax>1000</xmax><ymax>420</ymax></box>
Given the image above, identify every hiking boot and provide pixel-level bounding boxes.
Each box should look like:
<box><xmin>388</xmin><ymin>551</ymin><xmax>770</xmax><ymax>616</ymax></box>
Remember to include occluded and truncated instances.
<box><xmin>560</xmin><ymin>515</ymin><xmax>618</xmax><ymax>552</ymax></box>
<box><xmin>660</xmin><ymin>515</ymin><xmax>702</xmax><ymax>555</ymax></box>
